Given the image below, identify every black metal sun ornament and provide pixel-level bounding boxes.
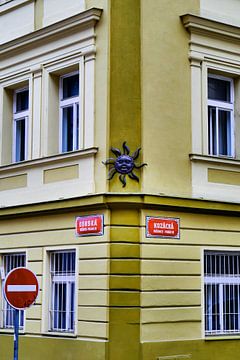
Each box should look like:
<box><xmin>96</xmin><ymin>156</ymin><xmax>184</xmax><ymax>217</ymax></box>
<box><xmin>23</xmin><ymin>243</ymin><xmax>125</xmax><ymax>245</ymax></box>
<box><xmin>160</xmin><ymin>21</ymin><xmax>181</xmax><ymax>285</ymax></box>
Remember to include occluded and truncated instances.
<box><xmin>102</xmin><ymin>141</ymin><xmax>147</xmax><ymax>187</ymax></box>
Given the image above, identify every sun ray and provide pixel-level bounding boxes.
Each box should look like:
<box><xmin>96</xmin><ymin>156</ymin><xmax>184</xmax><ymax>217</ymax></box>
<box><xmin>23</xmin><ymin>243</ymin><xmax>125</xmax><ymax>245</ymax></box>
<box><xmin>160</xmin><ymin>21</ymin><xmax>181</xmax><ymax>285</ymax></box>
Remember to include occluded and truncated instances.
<box><xmin>123</xmin><ymin>141</ymin><xmax>130</xmax><ymax>155</ymax></box>
<box><xmin>128</xmin><ymin>172</ymin><xmax>139</xmax><ymax>182</ymax></box>
<box><xmin>102</xmin><ymin>158</ymin><xmax>116</xmax><ymax>165</ymax></box>
<box><xmin>134</xmin><ymin>163</ymin><xmax>147</xmax><ymax>169</ymax></box>
<box><xmin>131</xmin><ymin>147</ymin><xmax>141</xmax><ymax>160</ymax></box>
<box><xmin>111</xmin><ymin>147</ymin><xmax>122</xmax><ymax>157</ymax></box>
<box><xmin>119</xmin><ymin>174</ymin><xmax>126</xmax><ymax>187</ymax></box>
<box><xmin>108</xmin><ymin>168</ymin><xmax>117</xmax><ymax>180</ymax></box>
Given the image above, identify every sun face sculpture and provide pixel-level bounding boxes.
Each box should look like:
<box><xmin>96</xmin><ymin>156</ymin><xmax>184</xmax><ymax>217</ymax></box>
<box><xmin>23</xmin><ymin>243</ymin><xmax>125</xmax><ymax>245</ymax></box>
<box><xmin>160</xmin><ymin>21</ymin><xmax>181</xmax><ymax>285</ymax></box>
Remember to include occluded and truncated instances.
<box><xmin>102</xmin><ymin>142</ymin><xmax>147</xmax><ymax>187</ymax></box>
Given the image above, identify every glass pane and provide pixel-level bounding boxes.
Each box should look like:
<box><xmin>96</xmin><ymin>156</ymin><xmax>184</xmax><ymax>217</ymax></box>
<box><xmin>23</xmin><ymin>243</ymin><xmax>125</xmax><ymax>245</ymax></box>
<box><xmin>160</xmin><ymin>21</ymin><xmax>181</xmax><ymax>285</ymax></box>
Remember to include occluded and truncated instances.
<box><xmin>208</xmin><ymin>77</ymin><xmax>231</xmax><ymax>102</ymax></box>
<box><xmin>62</xmin><ymin>74</ymin><xmax>79</xmax><ymax>99</ymax></box>
<box><xmin>70</xmin><ymin>282</ymin><xmax>75</xmax><ymax>331</ymax></box>
<box><xmin>205</xmin><ymin>284</ymin><xmax>220</xmax><ymax>333</ymax></box>
<box><xmin>62</xmin><ymin>107</ymin><xmax>73</xmax><ymax>152</ymax></box>
<box><xmin>223</xmin><ymin>285</ymin><xmax>240</xmax><ymax>332</ymax></box>
<box><xmin>219</xmin><ymin>110</ymin><xmax>231</xmax><ymax>156</ymax></box>
<box><xmin>53</xmin><ymin>283</ymin><xmax>67</xmax><ymax>331</ymax></box>
<box><xmin>15</xmin><ymin>118</ymin><xmax>26</xmax><ymax>161</ymax></box>
<box><xmin>76</xmin><ymin>104</ymin><xmax>79</xmax><ymax>149</ymax></box>
<box><xmin>208</xmin><ymin>106</ymin><xmax>217</xmax><ymax>155</ymax></box>
<box><xmin>16</xmin><ymin>89</ymin><xmax>29</xmax><ymax>112</ymax></box>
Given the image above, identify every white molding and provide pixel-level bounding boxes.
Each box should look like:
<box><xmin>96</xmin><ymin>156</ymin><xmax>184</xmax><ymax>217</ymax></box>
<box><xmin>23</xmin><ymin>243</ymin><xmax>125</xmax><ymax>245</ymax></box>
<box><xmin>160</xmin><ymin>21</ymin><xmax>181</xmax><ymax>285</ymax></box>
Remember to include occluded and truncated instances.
<box><xmin>181</xmin><ymin>13</ymin><xmax>240</xmax><ymax>41</ymax></box>
<box><xmin>0</xmin><ymin>8</ymin><xmax>102</xmax><ymax>55</ymax></box>
<box><xmin>0</xmin><ymin>0</ymin><xmax>33</xmax><ymax>14</ymax></box>
<box><xmin>0</xmin><ymin>147</ymin><xmax>98</xmax><ymax>175</ymax></box>
<box><xmin>190</xmin><ymin>153</ymin><xmax>240</xmax><ymax>167</ymax></box>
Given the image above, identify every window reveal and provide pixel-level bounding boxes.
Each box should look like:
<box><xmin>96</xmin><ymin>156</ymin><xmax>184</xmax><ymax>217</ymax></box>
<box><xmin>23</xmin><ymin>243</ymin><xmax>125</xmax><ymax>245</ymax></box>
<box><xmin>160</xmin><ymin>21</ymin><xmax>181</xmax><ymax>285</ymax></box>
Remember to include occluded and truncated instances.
<box><xmin>60</xmin><ymin>73</ymin><xmax>79</xmax><ymax>153</ymax></box>
<box><xmin>13</xmin><ymin>88</ymin><xmax>29</xmax><ymax>162</ymax></box>
<box><xmin>204</xmin><ymin>251</ymin><xmax>240</xmax><ymax>335</ymax></box>
<box><xmin>208</xmin><ymin>75</ymin><xmax>234</xmax><ymax>157</ymax></box>
<box><xmin>49</xmin><ymin>250</ymin><xmax>76</xmax><ymax>332</ymax></box>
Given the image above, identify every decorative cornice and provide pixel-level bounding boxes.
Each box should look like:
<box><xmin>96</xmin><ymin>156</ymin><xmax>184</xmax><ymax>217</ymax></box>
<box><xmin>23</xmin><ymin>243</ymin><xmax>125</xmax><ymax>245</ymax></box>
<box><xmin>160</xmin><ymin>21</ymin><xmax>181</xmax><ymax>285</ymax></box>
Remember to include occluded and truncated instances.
<box><xmin>0</xmin><ymin>7</ymin><xmax>102</xmax><ymax>55</ymax></box>
<box><xmin>181</xmin><ymin>13</ymin><xmax>240</xmax><ymax>42</ymax></box>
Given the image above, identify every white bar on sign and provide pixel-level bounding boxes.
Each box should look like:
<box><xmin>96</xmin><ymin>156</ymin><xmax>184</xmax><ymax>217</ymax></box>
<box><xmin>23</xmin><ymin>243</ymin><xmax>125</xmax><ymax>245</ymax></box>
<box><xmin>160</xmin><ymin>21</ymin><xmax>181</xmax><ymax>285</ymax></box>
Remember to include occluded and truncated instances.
<box><xmin>7</xmin><ymin>285</ymin><xmax>36</xmax><ymax>292</ymax></box>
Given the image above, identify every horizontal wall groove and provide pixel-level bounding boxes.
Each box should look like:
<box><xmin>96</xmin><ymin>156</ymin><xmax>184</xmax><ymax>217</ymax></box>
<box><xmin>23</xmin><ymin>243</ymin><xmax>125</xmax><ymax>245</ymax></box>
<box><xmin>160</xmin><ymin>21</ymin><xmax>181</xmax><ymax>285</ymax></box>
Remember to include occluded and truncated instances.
<box><xmin>141</xmin><ymin>289</ymin><xmax>201</xmax><ymax>293</ymax></box>
<box><xmin>77</xmin><ymin>320</ymin><xmax>108</xmax><ymax>324</ymax></box>
<box><xmin>142</xmin><ymin>320</ymin><xmax>201</xmax><ymax>325</ymax></box>
<box><xmin>141</xmin><ymin>305</ymin><xmax>201</xmax><ymax>309</ymax></box>
<box><xmin>141</xmin><ymin>259</ymin><xmax>200</xmax><ymax>262</ymax></box>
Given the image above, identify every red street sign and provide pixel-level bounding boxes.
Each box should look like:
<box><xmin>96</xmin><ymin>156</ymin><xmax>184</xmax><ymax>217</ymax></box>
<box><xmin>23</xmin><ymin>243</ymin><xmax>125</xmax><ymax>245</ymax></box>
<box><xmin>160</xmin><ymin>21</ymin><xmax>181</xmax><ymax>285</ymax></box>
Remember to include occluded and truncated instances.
<box><xmin>75</xmin><ymin>215</ymin><xmax>104</xmax><ymax>236</ymax></box>
<box><xmin>146</xmin><ymin>216</ymin><xmax>180</xmax><ymax>239</ymax></box>
<box><xmin>4</xmin><ymin>267</ymin><xmax>39</xmax><ymax>310</ymax></box>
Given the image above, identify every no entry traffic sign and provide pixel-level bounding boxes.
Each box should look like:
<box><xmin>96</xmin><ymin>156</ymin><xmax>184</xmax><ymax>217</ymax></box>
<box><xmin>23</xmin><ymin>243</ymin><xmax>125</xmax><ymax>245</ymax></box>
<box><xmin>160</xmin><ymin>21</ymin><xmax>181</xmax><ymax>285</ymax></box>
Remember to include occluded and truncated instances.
<box><xmin>4</xmin><ymin>267</ymin><xmax>39</xmax><ymax>310</ymax></box>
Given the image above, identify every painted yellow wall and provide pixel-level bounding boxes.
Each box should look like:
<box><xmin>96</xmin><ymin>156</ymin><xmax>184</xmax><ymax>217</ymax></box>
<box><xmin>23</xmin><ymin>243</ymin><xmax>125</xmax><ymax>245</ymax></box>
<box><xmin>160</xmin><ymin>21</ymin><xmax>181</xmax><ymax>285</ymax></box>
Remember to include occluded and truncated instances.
<box><xmin>141</xmin><ymin>0</ymin><xmax>199</xmax><ymax>197</ymax></box>
<box><xmin>109</xmin><ymin>0</ymin><xmax>141</xmax><ymax>193</ymax></box>
<box><xmin>140</xmin><ymin>207</ymin><xmax>240</xmax><ymax>344</ymax></box>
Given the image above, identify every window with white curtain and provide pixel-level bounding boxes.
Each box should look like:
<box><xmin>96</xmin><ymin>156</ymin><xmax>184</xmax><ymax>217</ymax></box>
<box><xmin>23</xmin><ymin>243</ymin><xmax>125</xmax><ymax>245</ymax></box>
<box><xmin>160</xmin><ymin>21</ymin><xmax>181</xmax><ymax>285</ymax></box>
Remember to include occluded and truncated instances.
<box><xmin>204</xmin><ymin>251</ymin><xmax>240</xmax><ymax>335</ymax></box>
<box><xmin>49</xmin><ymin>250</ymin><xmax>76</xmax><ymax>332</ymax></box>
<box><xmin>1</xmin><ymin>252</ymin><xmax>26</xmax><ymax>329</ymax></box>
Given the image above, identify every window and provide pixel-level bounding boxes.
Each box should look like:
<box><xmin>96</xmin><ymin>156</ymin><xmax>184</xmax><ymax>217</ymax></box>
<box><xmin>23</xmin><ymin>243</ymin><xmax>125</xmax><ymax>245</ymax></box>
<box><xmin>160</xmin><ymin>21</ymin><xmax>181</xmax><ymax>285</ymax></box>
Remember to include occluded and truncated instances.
<box><xmin>59</xmin><ymin>73</ymin><xmax>79</xmax><ymax>153</ymax></box>
<box><xmin>49</xmin><ymin>250</ymin><xmax>76</xmax><ymax>332</ymax></box>
<box><xmin>207</xmin><ymin>75</ymin><xmax>234</xmax><ymax>157</ymax></box>
<box><xmin>13</xmin><ymin>87</ymin><xmax>29</xmax><ymax>162</ymax></box>
<box><xmin>204</xmin><ymin>251</ymin><xmax>240</xmax><ymax>335</ymax></box>
<box><xmin>1</xmin><ymin>253</ymin><xmax>26</xmax><ymax>329</ymax></box>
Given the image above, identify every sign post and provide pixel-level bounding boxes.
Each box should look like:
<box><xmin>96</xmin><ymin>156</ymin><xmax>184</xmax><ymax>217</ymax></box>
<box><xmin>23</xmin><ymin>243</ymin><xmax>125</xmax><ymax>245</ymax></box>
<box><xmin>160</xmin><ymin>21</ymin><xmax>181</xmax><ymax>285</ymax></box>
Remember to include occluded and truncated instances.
<box><xmin>14</xmin><ymin>310</ymin><xmax>19</xmax><ymax>360</ymax></box>
<box><xmin>4</xmin><ymin>267</ymin><xmax>39</xmax><ymax>360</ymax></box>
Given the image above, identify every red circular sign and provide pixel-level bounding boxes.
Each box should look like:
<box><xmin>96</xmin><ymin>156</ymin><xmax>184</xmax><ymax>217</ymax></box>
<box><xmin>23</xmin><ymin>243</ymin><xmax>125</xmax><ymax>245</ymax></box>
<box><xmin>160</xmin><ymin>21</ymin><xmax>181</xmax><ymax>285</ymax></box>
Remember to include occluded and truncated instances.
<box><xmin>4</xmin><ymin>267</ymin><xmax>39</xmax><ymax>310</ymax></box>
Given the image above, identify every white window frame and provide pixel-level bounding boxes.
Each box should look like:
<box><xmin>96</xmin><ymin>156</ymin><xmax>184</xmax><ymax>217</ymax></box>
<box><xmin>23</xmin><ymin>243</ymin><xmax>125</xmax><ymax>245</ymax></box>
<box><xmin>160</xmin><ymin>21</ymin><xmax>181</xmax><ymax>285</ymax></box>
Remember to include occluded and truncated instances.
<box><xmin>48</xmin><ymin>249</ymin><xmax>77</xmax><ymax>333</ymax></box>
<box><xmin>0</xmin><ymin>252</ymin><xmax>26</xmax><ymax>330</ymax></box>
<box><xmin>59</xmin><ymin>72</ymin><xmax>80</xmax><ymax>153</ymax></box>
<box><xmin>207</xmin><ymin>74</ymin><xmax>235</xmax><ymax>158</ymax></box>
<box><xmin>13</xmin><ymin>87</ymin><xmax>29</xmax><ymax>162</ymax></box>
<box><xmin>204</xmin><ymin>251</ymin><xmax>240</xmax><ymax>336</ymax></box>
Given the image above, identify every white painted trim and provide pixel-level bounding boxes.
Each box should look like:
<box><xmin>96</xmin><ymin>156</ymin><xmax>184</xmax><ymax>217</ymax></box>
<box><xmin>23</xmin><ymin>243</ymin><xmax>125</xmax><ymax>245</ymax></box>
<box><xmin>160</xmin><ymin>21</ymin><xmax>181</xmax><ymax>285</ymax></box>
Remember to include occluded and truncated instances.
<box><xmin>0</xmin><ymin>0</ymin><xmax>33</xmax><ymax>14</ymax></box>
<box><xmin>59</xmin><ymin>71</ymin><xmax>80</xmax><ymax>153</ymax></box>
<box><xmin>190</xmin><ymin>153</ymin><xmax>240</xmax><ymax>166</ymax></box>
<box><xmin>0</xmin><ymin>8</ymin><xmax>102</xmax><ymax>55</ymax></box>
<box><xmin>0</xmin><ymin>147</ymin><xmax>98</xmax><ymax>174</ymax></box>
<box><xmin>12</xmin><ymin>87</ymin><xmax>29</xmax><ymax>163</ymax></box>
<box><xmin>41</xmin><ymin>247</ymin><xmax>78</xmax><ymax>335</ymax></box>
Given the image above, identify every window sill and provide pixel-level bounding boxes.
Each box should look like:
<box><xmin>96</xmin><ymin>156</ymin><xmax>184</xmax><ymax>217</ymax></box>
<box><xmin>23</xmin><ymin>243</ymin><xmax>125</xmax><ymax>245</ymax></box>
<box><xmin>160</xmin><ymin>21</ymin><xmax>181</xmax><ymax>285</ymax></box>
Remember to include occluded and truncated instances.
<box><xmin>42</xmin><ymin>331</ymin><xmax>77</xmax><ymax>338</ymax></box>
<box><xmin>205</xmin><ymin>334</ymin><xmax>240</xmax><ymax>341</ymax></box>
<box><xmin>0</xmin><ymin>328</ymin><xmax>25</xmax><ymax>334</ymax></box>
<box><xmin>0</xmin><ymin>147</ymin><xmax>98</xmax><ymax>175</ymax></box>
<box><xmin>190</xmin><ymin>154</ymin><xmax>240</xmax><ymax>167</ymax></box>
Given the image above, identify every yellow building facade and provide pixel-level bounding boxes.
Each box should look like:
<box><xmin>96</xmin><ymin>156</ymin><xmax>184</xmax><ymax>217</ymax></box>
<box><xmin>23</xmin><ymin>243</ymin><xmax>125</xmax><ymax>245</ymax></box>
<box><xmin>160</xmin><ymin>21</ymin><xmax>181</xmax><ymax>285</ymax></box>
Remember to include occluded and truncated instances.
<box><xmin>0</xmin><ymin>0</ymin><xmax>240</xmax><ymax>359</ymax></box>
